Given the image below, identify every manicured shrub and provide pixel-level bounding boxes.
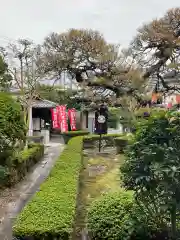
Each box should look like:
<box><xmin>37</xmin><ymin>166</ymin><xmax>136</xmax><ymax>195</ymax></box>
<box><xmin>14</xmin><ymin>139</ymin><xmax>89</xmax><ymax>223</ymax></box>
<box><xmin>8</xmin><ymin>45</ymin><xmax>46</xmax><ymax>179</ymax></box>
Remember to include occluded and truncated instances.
<box><xmin>87</xmin><ymin>191</ymin><xmax>134</xmax><ymax>240</ymax></box>
<box><xmin>13</xmin><ymin>136</ymin><xmax>83</xmax><ymax>239</ymax></box>
<box><xmin>84</xmin><ymin>133</ymin><xmax>123</xmax><ymax>141</ymax></box>
<box><xmin>27</xmin><ymin>135</ymin><xmax>44</xmax><ymax>144</ymax></box>
<box><xmin>114</xmin><ymin>136</ymin><xmax>129</xmax><ymax>153</ymax></box>
<box><xmin>2</xmin><ymin>144</ymin><xmax>44</xmax><ymax>187</ymax></box>
<box><xmin>87</xmin><ymin>191</ymin><xmax>169</xmax><ymax>240</ymax></box>
<box><xmin>61</xmin><ymin>130</ymin><xmax>89</xmax><ymax>144</ymax></box>
<box><xmin>83</xmin><ymin>133</ymin><xmax>124</xmax><ymax>149</ymax></box>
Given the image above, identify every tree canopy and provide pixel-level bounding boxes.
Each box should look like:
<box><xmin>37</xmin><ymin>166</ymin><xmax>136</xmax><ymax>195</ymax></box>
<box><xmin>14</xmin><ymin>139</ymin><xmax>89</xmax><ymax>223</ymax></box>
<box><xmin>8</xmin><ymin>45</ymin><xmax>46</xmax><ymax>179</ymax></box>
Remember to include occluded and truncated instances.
<box><xmin>2</xmin><ymin>7</ymin><xmax>180</xmax><ymax>107</ymax></box>
<box><xmin>37</xmin><ymin>29</ymin><xmax>146</xmax><ymax>106</ymax></box>
<box><xmin>0</xmin><ymin>93</ymin><xmax>26</xmax><ymax>164</ymax></box>
<box><xmin>129</xmin><ymin>7</ymin><xmax>180</xmax><ymax>92</ymax></box>
<box><xmin>0</xmin><ymin>54</ymin><xmax>12</xmax><ymax>91</ymax></box>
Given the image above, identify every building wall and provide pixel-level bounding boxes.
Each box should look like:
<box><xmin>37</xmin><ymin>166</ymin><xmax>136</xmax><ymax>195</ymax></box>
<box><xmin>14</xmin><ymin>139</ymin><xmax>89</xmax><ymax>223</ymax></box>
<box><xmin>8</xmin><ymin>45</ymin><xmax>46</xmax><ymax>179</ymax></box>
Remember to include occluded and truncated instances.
<box><xmin>81</xmin><ymin>111</ymin><xmax>95</xmax><ymax>133</ymax></box>
<box><xmin>163</xmin><ymin>94</ymin><xmax>177</xmax><ymax>105</ymax></box>
<box><xmin>75</xmin><ymin>111</ymin><xmax>81</xmax><ymax>130</ymax></box>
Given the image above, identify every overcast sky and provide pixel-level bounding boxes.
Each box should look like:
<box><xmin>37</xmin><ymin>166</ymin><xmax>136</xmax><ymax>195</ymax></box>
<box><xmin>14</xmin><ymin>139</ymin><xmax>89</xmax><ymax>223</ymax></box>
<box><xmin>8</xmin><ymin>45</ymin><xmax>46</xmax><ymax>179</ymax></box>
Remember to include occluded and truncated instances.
<box><xmin>0</xmin><ymin>0</ymin><xmax>179</xmax><ymax>48</ymax></box>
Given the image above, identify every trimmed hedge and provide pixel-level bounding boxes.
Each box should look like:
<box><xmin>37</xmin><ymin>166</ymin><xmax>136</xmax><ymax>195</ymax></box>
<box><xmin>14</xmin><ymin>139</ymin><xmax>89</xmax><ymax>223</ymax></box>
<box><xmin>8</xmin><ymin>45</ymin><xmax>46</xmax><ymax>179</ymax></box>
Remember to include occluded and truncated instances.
<box><xmin>0</xmin><ymin>144</ymin><xmax>44</xmax><ymax>187</ymax></box>
<box><xmin>27</xmin><ymin>135</ymin><xmax>44</xmax><ymax>144</ymax></box>
<box><xmin>114</xmin><ymin>135</ymin><xmax>132</xmax><ymax>154</ymax></box>
<box><xmin>13</xmin><ymin>136</ymin><xmax>83</xmax><ymax>240</ymax></box>
<box><xmin>87</xmin><ymin>191</ymin><xmax>134</xmax><ymax>240</ymax></box>
<box><xmin>61</xmin><ymin>130</ymin><xmax>89</xmax><ymax>144</ymax></box>
<box><xmin>83</xmin><ymin>133</ymin><xmax>124</xmax><ymax>149</ymax></box>
<box><xmin>84</xmin><ymin>133</ymin><xmax>123</xmax><ymax>140</ymax></box>
<box><xmin>87</xmin><ymin>191</ymin><xmax>169</xmax><ymax>240</ymax></box>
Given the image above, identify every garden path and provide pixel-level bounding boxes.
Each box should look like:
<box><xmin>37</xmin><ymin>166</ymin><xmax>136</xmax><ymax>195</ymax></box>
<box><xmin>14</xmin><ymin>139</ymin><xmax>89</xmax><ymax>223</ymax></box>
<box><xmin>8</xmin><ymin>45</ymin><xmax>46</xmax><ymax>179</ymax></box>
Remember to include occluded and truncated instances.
<box><xmin>0</xmin><ymin>141</ymin><xmax>64</xmax><ymax>240</ymax></box>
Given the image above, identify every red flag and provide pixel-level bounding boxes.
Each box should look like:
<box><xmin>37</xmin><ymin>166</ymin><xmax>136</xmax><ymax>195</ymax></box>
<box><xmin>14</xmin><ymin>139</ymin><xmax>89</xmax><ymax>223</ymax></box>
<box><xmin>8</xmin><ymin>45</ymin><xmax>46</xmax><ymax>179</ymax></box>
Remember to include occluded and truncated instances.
<box><xmin>167</xmin><ymin>102</ymin><xmax>172</xmax><ymax>109</ymax></box>
<box><xmin>51</xmin><ymin>108</ymin><xmax>59</xmax><ymax>128</ymax></box>
<box><xmin>68</xmin><ymin>108</ymin><xmax>77</xmax><ymax>131</ymax></box>
<box><xmin>57</xmin><ymin>105</ymin><xmax>68</xmax><ymax>132</ymax></box>
<box><xmin>176</xmin><ymin>95</ymin><xmax>180</xmax><ymax>104</ymax></box>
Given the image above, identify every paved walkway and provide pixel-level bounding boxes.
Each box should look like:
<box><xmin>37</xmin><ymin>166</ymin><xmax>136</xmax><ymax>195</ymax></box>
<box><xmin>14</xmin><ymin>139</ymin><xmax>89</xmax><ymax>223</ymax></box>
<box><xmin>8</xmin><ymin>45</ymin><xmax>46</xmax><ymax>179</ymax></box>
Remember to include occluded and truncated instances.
<box><xmin>0</xmin><ymin>142</ymin><xmax>64</xmax><ymax>240</ymax></box>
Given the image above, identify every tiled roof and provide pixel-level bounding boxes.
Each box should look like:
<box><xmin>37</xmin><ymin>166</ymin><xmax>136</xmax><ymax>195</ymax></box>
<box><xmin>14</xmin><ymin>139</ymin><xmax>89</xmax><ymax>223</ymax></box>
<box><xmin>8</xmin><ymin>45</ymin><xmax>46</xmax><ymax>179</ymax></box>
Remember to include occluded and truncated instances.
<box><xmin>148</xmin><ymin>71</ymin><xmax>180</xmax><ymax>92</ymax></box>
<box><xmin>31</xmin><ymin>99</ymin><xmax>58</xmax><ymax>108</ymax></box>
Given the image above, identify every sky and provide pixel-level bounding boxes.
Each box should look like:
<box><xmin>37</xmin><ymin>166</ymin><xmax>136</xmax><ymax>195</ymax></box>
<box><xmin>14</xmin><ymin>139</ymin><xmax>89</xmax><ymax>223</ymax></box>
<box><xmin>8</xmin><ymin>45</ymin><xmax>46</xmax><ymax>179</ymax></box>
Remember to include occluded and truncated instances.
<box><xmin>0</xmin><ymin>0</ymin><xmax>179</xmax><ymax>48</ymax></box>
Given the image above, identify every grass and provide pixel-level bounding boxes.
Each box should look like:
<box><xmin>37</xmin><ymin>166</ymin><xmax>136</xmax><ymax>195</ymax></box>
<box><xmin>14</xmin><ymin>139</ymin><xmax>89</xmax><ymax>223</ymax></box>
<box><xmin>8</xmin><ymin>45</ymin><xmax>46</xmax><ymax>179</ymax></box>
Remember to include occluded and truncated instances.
<box><xmin>73</xmin><ymin>152</ymin><xmax>124</xmax><ymax>238</ymax></box>
<box><xmin>86</xmin><ymin>155</ymin><xmax>124</xmax><ymax>197</ymax></box>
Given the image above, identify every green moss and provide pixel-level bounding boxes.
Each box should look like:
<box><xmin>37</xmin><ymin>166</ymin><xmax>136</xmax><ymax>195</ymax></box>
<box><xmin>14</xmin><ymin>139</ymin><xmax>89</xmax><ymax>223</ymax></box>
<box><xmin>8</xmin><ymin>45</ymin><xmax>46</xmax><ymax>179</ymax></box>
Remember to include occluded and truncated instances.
<box><xmin>73</xmin><ymin>154</ymin><xmax>124</xmax><ymax>236</ymax></box>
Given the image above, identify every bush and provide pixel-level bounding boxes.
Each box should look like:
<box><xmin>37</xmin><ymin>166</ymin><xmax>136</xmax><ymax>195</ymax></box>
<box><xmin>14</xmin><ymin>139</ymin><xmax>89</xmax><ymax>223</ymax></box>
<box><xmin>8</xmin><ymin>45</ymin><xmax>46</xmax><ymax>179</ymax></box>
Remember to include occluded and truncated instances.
<box><xmin>0</xmin><ymin>165</ymin><xmax>8</xmax><ymax>184</ymax></box>
<box><xmin>61</xmin><ymin>130</ymin><xmax>89</xmax><ymax>144</ymax></box>
<box><xmin>1</xmin><ymin>144</ymin><xmax>44</xmax><ymax>187</ymax></box>
<box><xmin>83</xmin><ymin>133</ymin><xmax>124</xmax><ymax>149</ymax></box>
<box><xmin>87</xmin><ymin>191</ymin><xmax>169</xmax><ymax>240</ymax></box>
<box><xmin>87</xmin><ymin>191</ymin><xmax>134</xmax><ymax>240</ymax></box>
<box><xmin>0</xmin><ymin>93</ymin><xmax>26</xmax><ymax>164</ymax></box>
<box><xmin>13</xmin><ymin>136</ymin><xmax>83</xmax><ymax>239</ymax></box>
<box><xmin>121</xmin><ymin>110</ymin><xmax>180</xmax><ymax>238</ymax></box>
<box><xmin>27</xmin><ymin>135</ymin><xmax>44</xmax><ymax>144</ymax></box>
<box><xmin>114</xmin><ymin>136</ymin><xmax>129</xmax><ymax>154</ymax></box>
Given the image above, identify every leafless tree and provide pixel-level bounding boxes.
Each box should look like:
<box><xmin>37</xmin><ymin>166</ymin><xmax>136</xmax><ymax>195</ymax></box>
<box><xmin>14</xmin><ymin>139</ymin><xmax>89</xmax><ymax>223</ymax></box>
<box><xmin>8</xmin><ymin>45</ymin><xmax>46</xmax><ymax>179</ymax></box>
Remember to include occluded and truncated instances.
<box><xmin>6</xmin><ymin>39</ymin><xmax>43</xmax><ymax>135</ymax></box>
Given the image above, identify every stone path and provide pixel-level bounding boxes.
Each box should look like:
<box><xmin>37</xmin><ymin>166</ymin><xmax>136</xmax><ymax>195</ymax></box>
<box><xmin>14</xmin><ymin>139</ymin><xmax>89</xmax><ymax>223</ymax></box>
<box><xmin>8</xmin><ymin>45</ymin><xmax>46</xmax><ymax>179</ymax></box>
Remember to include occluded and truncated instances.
<box><xmin>0</xmin><ymin>142</ymin><xmax>64</xmax><ymax>240</ymax></box>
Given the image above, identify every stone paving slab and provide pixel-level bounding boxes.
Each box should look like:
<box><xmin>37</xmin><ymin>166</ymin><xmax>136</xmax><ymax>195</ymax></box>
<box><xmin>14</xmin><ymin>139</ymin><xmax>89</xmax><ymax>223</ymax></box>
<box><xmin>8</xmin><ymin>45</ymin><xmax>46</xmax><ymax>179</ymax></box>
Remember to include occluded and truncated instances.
<box><xmin>0</xmin><ymin>142</ymin><xmax>64</xmax><ymax>240</ymax></box>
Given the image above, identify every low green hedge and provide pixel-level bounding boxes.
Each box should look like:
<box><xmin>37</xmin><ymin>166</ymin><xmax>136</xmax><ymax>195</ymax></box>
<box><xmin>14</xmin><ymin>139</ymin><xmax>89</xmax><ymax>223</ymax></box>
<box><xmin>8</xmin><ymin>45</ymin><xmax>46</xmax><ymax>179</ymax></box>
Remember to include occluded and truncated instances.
<box><xmin>27</xmin><ymin>135</ymin><xmax>44</xmax><ymax>144</ymax></box>
<box><xmin>87</xmin><ymin>191</ymin><xmax>169</xmax><ymax>240</ymax></box>
<box><xmin>87</xmin><ymin>191</ymin><xmax>134</xmax><ymax>240</ymax></box>
<box><xmin>61</xmin><ymin>130</ymin><xmax>89</xmax><ymax>144</ymax></box>
<box><xmin>1</xmin><ymin>144</ymin><xmax>44</xmax><ymax>187</ymax></box>
<box><xmin>13</xmin><ymin>136</ymin><xmax>83</xmax><ymax>240</ymax></box>
<box><xmin>83</xmin><ymin>133</ymin><xmax>124</xmax><ymax>148</ymax></box>
<box><xmin>84</xmin><ymin>133</ymin><xmax>123</xmax><ymax>140</ymax></box>
<box><xmin>114</xmin><ymin>136</ymin><xmax>130</xmax><ymax>154</ymax></box>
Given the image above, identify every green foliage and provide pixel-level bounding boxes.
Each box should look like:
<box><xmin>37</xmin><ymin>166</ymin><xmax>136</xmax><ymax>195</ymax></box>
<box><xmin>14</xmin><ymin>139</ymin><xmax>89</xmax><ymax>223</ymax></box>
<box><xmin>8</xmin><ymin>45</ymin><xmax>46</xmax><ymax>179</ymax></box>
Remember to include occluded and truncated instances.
<box><xmin>87</xmin><ymin>191</ymin><xmax>134</xmax><ymax>240</ymax></box>
<box><xmin>121</xmin><ymin>110</ymin><xmax>180</xmax><ymax>238</ymax></box>
<box><xmin>13</xmin><ymin>136</ymin><xmax>83</xmax><ymax>239</ymax></box>
<box><xmin>0</xmin><ymin>55</ymin><xmax>12</xmax><ymax>91</ymax></box>
<box><xmin>27</xmin><ymin>135</ymin><xmax>44</xmax><ymax>144</ymax></box>
<box><xmin>134</xmin><ymin>107</ymin><xmax>151</xmax><ymax>117</ymax></box>
<box><xmin>1</xmin><ymin>144</ymin><xmax>44</xmax><ymax>187</ymax></box>
<box><xmin>83</xmin><ymin>133</ymin><xmax>124</xmax><ymax>148</ymax></box>
<box><xmin>84</xmin><ymin>133</ymin><xmax>123</xmax><ymax>141</ymax></box>
<box><xmin>62</xmin><ymin>130</ymin><xmax>89</xmax><ymax>144</ymax></box>
<box><xmin>0</xmin><ymin>93</ymin><xmax>26</xmax><ymax>164</ymax></box>
<box><xmin>108</xmin><ymin>107</ymin><xmax>120</xmax><ymax>128</ymax></box>
<box><xmin>114</xmin><ymin>136</ymin><xmax>129</xmax><ymax>153</ymax></box>
<box><xmin>62</xmin><ymin>130</ymin><xmax>89</xmax><ymax>136</ymax></box>
<box><xmin>37</xmin><ymin>84</ymin><xmax>81</xmax><ymax>109</ymax></box>
<box><xmin>17</xmin><ymin>144</ymin><xmax>44</xmax><ymax>164</ymax></box>
<box><xmin>0</xmin><ymin>165</ymin><xmax>8</xmax><ymax>183</ymax></box>
<box><xmin>87</xmin><ymin>191</ymin><xmax>170</xmax><ymax>240</ymax></box>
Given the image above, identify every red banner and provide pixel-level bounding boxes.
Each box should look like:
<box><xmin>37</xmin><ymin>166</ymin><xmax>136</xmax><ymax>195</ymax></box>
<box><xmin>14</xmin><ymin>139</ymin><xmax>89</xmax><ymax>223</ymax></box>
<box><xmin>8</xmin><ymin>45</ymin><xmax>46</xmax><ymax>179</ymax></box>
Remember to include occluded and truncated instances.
<box><xmin>167</xmin><ymin>102</ymin><xmax>172</xmax><ymax>109</ymax></box>
<box><xmin>57</xmin><ymin>105</ymin><xmax>68</xmax><ymax>132</ymax></box>
<box><xmin>68</xmin><ymin>108</ymin><xmax>77</xmax><ymax>131</ymax></box>
<box><xmin>51</xmin><ymin>108</ymin><xmax>59</xmax><ymax>129</ymax></box>
<box><xmin>176</xmin><ymin>95</ymin><xmax>180</xmax><ymax>104</ymax></box>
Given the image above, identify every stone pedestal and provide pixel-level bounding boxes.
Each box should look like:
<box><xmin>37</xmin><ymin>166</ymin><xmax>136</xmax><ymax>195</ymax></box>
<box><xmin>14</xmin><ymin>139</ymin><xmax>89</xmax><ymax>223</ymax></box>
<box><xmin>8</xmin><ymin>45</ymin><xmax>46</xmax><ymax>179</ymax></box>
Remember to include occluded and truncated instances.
<box><xmin>41</xmin><ymin>129</ymin><xmax>50</xmax><ymax>144</ymax></box>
